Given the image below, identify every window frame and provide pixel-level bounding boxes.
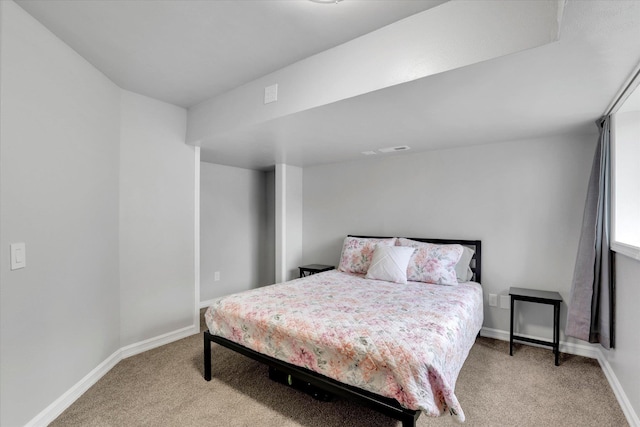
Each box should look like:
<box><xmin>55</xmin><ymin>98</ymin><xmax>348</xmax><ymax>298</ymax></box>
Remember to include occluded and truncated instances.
<box><xmin>610</xmin><ymin>76</ymin><xmax>640</xmax><ymax>261</ymax></box>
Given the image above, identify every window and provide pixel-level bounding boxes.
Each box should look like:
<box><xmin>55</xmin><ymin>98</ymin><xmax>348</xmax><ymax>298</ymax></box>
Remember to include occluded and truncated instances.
<box><xmin>611</xmin><ymin>80</ymin><xmax>640</xmax><ymax>260</ymax></box>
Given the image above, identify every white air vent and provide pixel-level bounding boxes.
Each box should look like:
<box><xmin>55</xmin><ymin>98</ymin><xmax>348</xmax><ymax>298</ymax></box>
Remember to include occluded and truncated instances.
<box><xmin>361</xmin><ymin>151</ymin><xmax>377</xmax><ymax>156</ymax></box>
<box><xmin>264</xmin><ymin>84</ymin><xmax>278</xmax><ymax>104</ymax></box>
<box><xmin>378</xmin><ymin>145</ymin><xmax>410</xmax><ymax>153</ymax></box>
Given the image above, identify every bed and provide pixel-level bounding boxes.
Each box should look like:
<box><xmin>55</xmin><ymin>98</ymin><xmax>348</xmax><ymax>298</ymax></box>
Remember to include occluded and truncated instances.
<box><xmin>204</xmin><ymin>236</ymin><xmax>482</xmax><ymax>426</ymax></box>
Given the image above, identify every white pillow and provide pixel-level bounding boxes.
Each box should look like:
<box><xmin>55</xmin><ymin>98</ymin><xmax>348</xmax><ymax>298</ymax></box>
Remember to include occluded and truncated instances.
<box><xmin>365</xmin><ymin>245</ymin><xmax>415</xmax><ymax>284</ymax></box>
<box><xmin>455</xmin><ymin>246</ymin><xmax>475</xmax><ymax>282</ymax></box>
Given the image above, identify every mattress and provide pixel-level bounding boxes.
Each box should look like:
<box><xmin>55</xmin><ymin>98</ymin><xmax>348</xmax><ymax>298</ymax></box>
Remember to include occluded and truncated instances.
<box><xmin>205</xmin><ymin>269</ymin><xmax>483</xmax><ymax>422</ymax></box>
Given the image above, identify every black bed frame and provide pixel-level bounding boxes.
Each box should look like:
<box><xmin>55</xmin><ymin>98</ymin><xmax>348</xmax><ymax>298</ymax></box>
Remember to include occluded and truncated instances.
<box><xmin>204</xmin><ymin>237</ymin><xmax>481</xmax><ymax>427</ymax></box>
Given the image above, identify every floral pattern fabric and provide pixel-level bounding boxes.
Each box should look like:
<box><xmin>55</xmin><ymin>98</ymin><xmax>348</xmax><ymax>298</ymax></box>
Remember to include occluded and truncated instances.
<box><xmin>337</xmin><ymin>236</ymin><xmax>397</xmax><ymax>274</ymax></box>
<box><xmin>205</xmin><ymin>270</ymin><xmax>483</xmax><ymax>422</ymax></box>
<box><xmin>397</xmin><ymin>238</ymin><xmax>464</xmax><ymax>285</ymax></box>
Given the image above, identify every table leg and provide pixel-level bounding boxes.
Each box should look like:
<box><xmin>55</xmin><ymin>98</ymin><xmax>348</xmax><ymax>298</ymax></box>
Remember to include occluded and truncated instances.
<box><xmin>553</xmin><ymin>303</ymin><xmax>560</xmax><ymax>366</ymax></box>
<box><xmin>510</xmin><ymin>297</ymin><xmax>514</xmax><ymax>356</ymax></box>
<box><xmin>204</xmin><ymin>331</ymin><xmax>212</xmax><ymax>381</ymax></box>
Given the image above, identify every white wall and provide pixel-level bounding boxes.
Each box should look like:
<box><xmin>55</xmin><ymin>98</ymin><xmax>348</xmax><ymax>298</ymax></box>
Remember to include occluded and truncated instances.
<box><xmin>0</xmin><ymin>3</ymin><xmax>197</xmax><ymax>424</ymax></box>
<box><xmin>265</xmin><ymin>169</ymin><xmax>276</xmax><ymax>284</ymax></box>
<box><xmin>200</xmin><ymin>163</ymin><xmax>273</xmax><ymax>302</ymax></box>
<box><xmin>119</xmin><ymin>91</ymin><xmax>195</xmax><ymax>346</ymax></box>
<box><xmin>0</xmin><ymin>2</ymin><xmax>121</xmax><ymax>425</ymax></box>
<box><xmin>276</xmin><ymin>164</ymin><xmax>303</xmax><ymax>282</ymax></box>
<box><xmin>302</xmin><ymin>134</ymin><xmax>596</xmax><ymax>341</ymax></box>
<box><xmin>606</xmin><ymin>255</ymin><xmax>640</xmax><ymax>423</ymax></box>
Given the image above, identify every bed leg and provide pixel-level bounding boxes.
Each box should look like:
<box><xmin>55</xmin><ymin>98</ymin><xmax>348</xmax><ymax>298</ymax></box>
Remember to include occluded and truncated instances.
<box><xmin>401</xmin><ymin>418</ymin><xmax>416</xmax><ymax>427</ymax></box>
<box><xmin>400</xmin><ymin>411</ymin><xmax>419</xmax><ymax>427</ymax></box>
<box><xmin>204</xmin><ymin>331</ymin><xmax>212</xmax><ymax>381</ymax></box>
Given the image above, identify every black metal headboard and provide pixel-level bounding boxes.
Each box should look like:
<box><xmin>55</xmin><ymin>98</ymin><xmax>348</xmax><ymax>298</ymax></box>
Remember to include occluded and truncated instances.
<box><xmin>348</xmin><ymin>235</ymin><xmax>482</xmax><ymax>284</ymax></box>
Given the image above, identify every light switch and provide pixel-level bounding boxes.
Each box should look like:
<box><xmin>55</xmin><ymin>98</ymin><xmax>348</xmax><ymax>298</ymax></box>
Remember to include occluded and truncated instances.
<box><xmin>10</xmin><ymin>243</ymin><xmax>26</xmax><ymax>270</ymax></box>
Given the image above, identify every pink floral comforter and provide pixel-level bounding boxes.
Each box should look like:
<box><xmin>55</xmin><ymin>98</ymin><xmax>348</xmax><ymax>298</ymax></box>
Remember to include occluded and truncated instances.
<box><xmin>205</xmin><ymin>270</ymin><xmax>483</xmax><ymax>422</ymax></box>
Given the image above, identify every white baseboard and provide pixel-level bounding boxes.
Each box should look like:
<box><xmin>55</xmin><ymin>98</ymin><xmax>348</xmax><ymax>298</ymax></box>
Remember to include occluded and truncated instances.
<box><xmin>480</xmin><ymin>327</ymin><xmax>639</xmax><ymax>427</ymax></box>
<box><xmin>26</xmin><ymin>324</ymin><xmax>199</xmax><ymax>427</ymax></box>
<box><xmin>596</xmin><ymin>350</ymin><xmax>640</xmax><ymax>427</ymax></box>
<box><xmin>200</xmin><ymin>298</ymin><xmax>217</xmax><ymax>309</ymax></box>
<box><xmin>480</xmin><ymin>327</ymin><xmax>602</xmax><ymax>359</ymax></box>
<box><xmin>120</xmin><ymin>324</ymin><xmax>198</xmax><ymax>359</ymax></box>
<box><xmin>24</xmin><ymin>349</ymin><xmax>122</xmax><ymax>427</ymax></box>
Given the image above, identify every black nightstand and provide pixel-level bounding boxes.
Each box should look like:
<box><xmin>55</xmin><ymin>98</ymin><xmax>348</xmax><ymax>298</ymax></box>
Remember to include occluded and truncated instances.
<box><xmin>509</xmin><ymin>287</ymin><xmax>563</xmax><ymax>366</ymax></box>
<box><xmin>298</xmin><ymin>264</ymin><xmax>334</xmax><ymax>278</ymax></box>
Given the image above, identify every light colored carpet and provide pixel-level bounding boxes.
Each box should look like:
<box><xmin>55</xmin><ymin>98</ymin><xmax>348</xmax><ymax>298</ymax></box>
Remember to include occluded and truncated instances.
<box><xmin>50</xmin><ymin>312</ymin><xmax>628</xmax><ymax>427</ymax></box>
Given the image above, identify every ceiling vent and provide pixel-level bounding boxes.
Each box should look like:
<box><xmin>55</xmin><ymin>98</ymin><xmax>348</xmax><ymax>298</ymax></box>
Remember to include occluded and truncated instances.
<box><xmin>378</xmin><ymin>146</ymin><xmax>411</xmax><ymax>153</ymax></box>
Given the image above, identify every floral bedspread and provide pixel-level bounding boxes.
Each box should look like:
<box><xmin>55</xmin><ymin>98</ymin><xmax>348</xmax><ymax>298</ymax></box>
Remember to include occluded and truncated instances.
<box><xmin>205</xmin><ymin>270</ymin><xmax>483</xmax><ymax>422</ymax></box>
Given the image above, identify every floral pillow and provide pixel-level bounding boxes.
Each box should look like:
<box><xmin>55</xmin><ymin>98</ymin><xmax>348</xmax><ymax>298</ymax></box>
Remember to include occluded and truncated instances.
<box><xmin>397</xmin><ymin>238</ymin><xmax>464</xmax><ymax>285</ymax></box>
<box><xmin>337</xmin><ymin>236</ymin><xmax>397</xmax><ymax>274</ymax></box>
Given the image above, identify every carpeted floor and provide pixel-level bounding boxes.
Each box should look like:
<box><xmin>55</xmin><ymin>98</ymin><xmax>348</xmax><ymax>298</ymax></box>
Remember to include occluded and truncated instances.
<box><xmin>50</xmin><ymin>311</ymin><xmax>628</xmax><ymax>427</ymax></box>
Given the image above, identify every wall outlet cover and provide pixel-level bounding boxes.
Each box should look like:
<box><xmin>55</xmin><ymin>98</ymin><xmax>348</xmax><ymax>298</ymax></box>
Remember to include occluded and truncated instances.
<box><xmin>489</xmin><ymin>294</ymin><xmax>497</xmax><ymax>307</ymax></box>
<box><xmin>500</xmin><ymin>295</ymin><xmax>511</xmax><ymax>309</ymax></box>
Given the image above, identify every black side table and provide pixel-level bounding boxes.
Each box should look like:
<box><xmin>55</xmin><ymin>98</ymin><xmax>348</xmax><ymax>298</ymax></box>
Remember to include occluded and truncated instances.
<box><xmin>299</xmin><ymin>264</ymin><xmax>334</xmax><ymax>278</ymax></box>
<box><xmin>509</xmin><ymin>287</ymin><xmax>563</xmax><ymax>366</ymax></box>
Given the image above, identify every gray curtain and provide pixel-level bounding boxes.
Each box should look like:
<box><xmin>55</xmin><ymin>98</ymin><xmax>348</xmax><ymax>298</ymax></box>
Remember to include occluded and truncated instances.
<box><xmin>566</xmin><ymin>116</ymin><xmax>615</xmax><ymax>349</ymax></box>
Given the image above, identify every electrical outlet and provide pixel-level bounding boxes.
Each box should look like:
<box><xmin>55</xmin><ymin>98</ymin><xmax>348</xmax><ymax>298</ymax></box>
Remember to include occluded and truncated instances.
<box><xmin>214</xmin><ymin>271</ymin><xmax>220</xmax><ymax>281</ymax></box>
<box><xmin>500</xmin><ymin>295</ymin><xmax>511</xmax><ymax>309</ymax></box>
<box><xmin>489</xmin><ymin>294</ymin><xmax>497</xmax><ymax>307</ymax></box>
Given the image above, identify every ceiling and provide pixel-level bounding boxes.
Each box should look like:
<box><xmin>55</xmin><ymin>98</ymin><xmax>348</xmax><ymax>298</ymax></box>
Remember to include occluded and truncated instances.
<box><xmin>17</xmin><ymin>0</ymin><xmax>447</xmax><ymax>108</ymax></box>
<box><xmin>16</xmin><ymin>0</ymin><xmax>640</xmax><ymax>170</ymax></box>
<box><xmin>619</xmin><ymin>78</ymin><xmax>640</xmax><ymax>114</ymax></box>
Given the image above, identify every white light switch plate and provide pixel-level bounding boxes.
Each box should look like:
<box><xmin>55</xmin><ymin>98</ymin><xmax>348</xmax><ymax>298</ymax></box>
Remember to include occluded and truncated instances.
<box><xmin>10</xmin><ymin>243</ymin><xmax>26</xmax><ymax>270</ymax></box>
